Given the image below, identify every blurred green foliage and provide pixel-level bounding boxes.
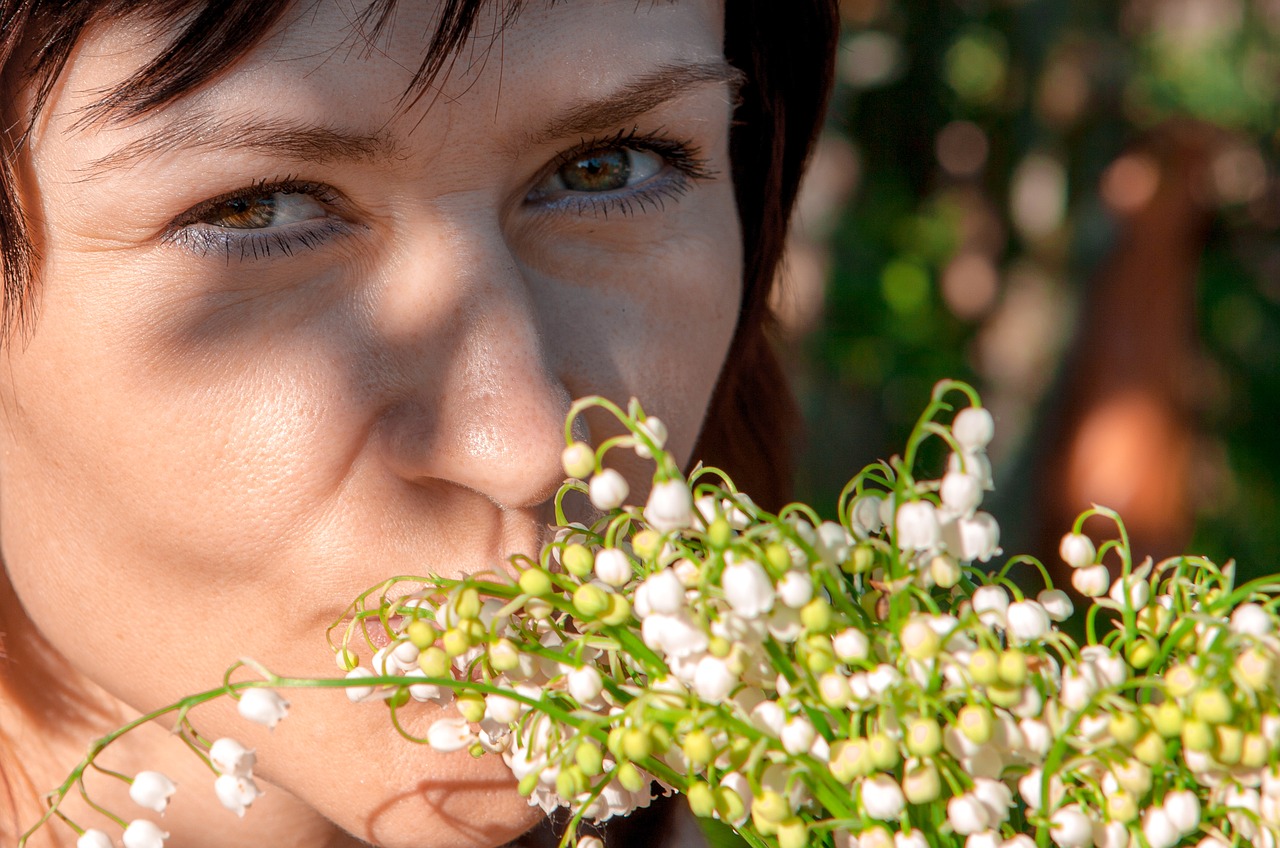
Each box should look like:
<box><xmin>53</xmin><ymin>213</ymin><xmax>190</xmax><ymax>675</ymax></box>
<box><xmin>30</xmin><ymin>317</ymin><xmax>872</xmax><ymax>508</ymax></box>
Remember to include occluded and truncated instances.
<box><xmin>791</xmin><ymin>0</ymin><xmax>1280</xmax><ymax>573</ymax></box>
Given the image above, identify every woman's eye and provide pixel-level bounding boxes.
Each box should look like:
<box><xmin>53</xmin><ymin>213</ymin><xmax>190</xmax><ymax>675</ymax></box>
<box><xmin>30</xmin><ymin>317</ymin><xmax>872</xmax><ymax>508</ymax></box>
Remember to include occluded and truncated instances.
<box><xmin>199</xmin><ymin>190</ymin><xmax>329</xmax><ymax>230</ymax></box>
<box><xmin>539</xmin><ymin>147</ymin><xmax>665</xmax><ymax>195</ymax></box>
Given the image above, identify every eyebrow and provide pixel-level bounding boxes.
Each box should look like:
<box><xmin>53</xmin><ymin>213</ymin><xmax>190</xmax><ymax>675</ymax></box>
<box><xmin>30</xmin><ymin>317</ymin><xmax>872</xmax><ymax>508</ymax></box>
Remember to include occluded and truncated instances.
<box><xmin>78</xmin><ymin>59</ymin><xmax>744</xmax><ymax>180</ymax></box>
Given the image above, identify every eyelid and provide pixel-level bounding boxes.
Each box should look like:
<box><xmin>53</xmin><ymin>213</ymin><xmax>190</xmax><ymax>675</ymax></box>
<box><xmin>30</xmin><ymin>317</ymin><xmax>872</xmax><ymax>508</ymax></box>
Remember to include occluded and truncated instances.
<box><xmin>169</xmin><ymin>177</ymin><xmax>342</xmax><ymax>229</ymax></box>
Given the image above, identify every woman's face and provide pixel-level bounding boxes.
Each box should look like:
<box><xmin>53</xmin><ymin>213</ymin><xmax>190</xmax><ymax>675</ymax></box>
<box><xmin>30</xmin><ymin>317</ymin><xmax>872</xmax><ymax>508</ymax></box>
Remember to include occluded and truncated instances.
<box><xmin>1</xmin><ymin>1</ymin><xmax>740</xmax><ymax>845</ymax></box>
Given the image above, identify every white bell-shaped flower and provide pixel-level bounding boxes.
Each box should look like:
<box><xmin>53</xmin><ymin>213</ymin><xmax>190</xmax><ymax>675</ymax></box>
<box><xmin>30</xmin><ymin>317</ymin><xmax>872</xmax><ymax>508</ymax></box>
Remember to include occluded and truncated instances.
<box><xmin>343</xmin><ymin>667</ymin><xmax>378</xmax><ymax>702</ymax></box>
<box><xmin>940</xmin><ymin>470</ymin><xmax>983</xmax><ymax>517</ymax></box>
<box><xmin>971</xmin><ymin>585</ymin><xmax>1010</xmax><ymax>629</ymax></box>
<box><xmin>693</xmin><ymin>655</ymin><xmax>735</xmax><ymax>701</ymax></box>
<box><xmin>1109</xmin><ymin>574</ymin><xmax>1150</xmax><ymax>611</ymax></box>
<box><xmin>833</xmin><ymin>628</ymin><xmax>870</xmax><ymax>663</ymax></box>
<box><xmin>721</xmin><ymin>557</ymin><xmax>774</xmax><ymax>619</ymax></box>
<box><xmin>946</xmin><ymin>794</ymin><xmax>990</xmax><ymax>835</ymax></box>
<box><xmin>1058</xmin><ymin>532</ymin><xmax>1096</xmax><ymax>568</ymax></box>
<box><xmin>1071</xmin><ymin>564</ymin><xmax>1110</xmax><ymax>597</ymax></box>
<box><xmin>1037</xmin><ymin>589</ymin><xmax>1074</xmax><ymax>622</ymax></box>
<box><xmin>129</xmin><ymin>771</ymin><xmax>176</xmax><ymax>814</ymax></box>
<box><xmin>1142</xmin><ymin>807</ymin><xmax>1179</xmax><ymax>848</ymax></box>
<box><xmin>209</xmin><ymin>738</ymin><xmax>257</xmax><ymax>778</ymax></box>
<box><xmin>633</xmin><ymin>416</ymin><xmax>668</xmax><ymax>458</ymax></box>
<box><xmin>1002</xmin><ymin>836</ymin><xmax>1037</xmax><ymax>848</ymax></box>
<box><xmin>484</xmin><ymin>693</ymin><xmax>522</xmax><ymax>725</ymax></box>
<box><xmin>1005</xmin><ymin>600</ymin><xmax>1051</xmax><ymax>644</ymax></box>
<box><xmin>644</xmin><ymin>479</ymin><xmax>693</xmax><ymax>532</ymax></box>
<box><xmin>945</xmin><ymin>512</ymin><xmax>1001</xmax><ymax>562</ymax></box>
<box><xmin>896</xmin><ymin>501</ymin><xmax>941</xmax><ymax>552</ymax></box>
<box><xmin>567</xmin><ymin>666</ymin><xmax>604</xmax><ymax>705</ymax></box>
<box><xmin>971</xmin><ymin>778</ymin><xmax>1013</xmax><ymax>825</ymax></box>
<box><xmin>781</xmin><ymin>716</ymin><xmax>816</xmax><ymax>756</ymax></box>
<box><xmin>1232</xmin><ymin>603</ymin><xmax>1273</xmax><ymax>637</ymax></box>
<box><xmin>850</xmin><ymin>493</ymin><xmax>884</xmax><ymax>538</ymax></box>
<box><xmin>639</xmin><ymin>568</ymin><xmax>685</xmax><ymax>616</ymax></box>
<box><xmin>777</xmin><ymin>571</ymin><xmax>814</xmax><ymax>609</ymax></box>
<box><xmin>427</xmin><ymin>717</ymin><xmax>476</xmax><ymax>753</ymax></box>
<box><xmin>214</xmin><ymin>774</ymin><xmax>263</xmax><ymax>818</ymax></box>
<box><xmin>953</xmin><ymin>407</ymin><xmax>995</xmax><ymax>451</ymax></box>
<box><xmin>237</xmin><ymin>688</ymin><xmax>289</xmax><ymax>729</ymax></box>
<box><xmin>1163</xmin><ymin>789</ymin><xmax>1201</xmax><ymax>834</ymax></box>
<box><xmin>963</xmin><ymin>833</ymin><xmax>1000</xmax><ymax>848</ymax></box>
<box><xmin>860</xmin><ymin>774</ymin><xmax>905</xmax><ymax>820</ymax></box>
<box><xmin>895</xmin><ymin>830</ymin><xmax>929</xmax><ymax>848</ymax></box>
<box><xmin>122</xmin><ymin>820</ymin><xmax>168</xmax><ymax>848</ymax></box>
<box><xmin>1091</xmin><ymin>822</ymin><xmax>1128</xmax><ymax>848</ymax></box>
<box><xmin>1048</xmin><ymin>804</ymin><xmax>1092</xmax><ymax>848</ymax></box>
<box><xmin>588</xmin><ymin>468</ymin><xmax>629</xmax><ymax>511</ymax></box>
<box><xmin>594</xmin><ymin>548</ymin><xmax>632</xmax><ymax>588</ymax></box>
<box><xmin>77</xmin><ymin>829</ymin><xmax>115</xmax><ymax>848</ymax></box>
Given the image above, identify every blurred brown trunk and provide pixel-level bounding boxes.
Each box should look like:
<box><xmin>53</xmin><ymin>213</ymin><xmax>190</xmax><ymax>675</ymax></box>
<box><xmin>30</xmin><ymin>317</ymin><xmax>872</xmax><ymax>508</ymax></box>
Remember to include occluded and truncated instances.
<box><xmin>1033</xmin><ymin>122</ymin><xmax>1215</xmax><ymax>582</ymax></box>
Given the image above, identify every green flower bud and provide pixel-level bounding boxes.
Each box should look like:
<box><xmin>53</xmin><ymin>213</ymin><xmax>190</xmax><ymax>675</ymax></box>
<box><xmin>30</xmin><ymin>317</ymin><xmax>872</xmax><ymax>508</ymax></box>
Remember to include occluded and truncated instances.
<box><xmin>998</xmin><ymin>649</ymin><xmax>1028</xmax><ymax>686</ymax></box>
<box><xmin>902</xmin><ymin>761</ymin><xmax>941</xmax><ymax>804</ymax></box>
<box><xmin>335</xmin><ymin>647</ymin><xmax>360</xmax><ymax>671</ymax></box>
<box><xmin>573</xmin><ymin>584</ymin><xmax>610</xmax><ymax>620</ymax></box>
<box><xmin>682</xmin><ymin>730</ymin><xmax>714</xmax><ymax>766</ymax></box>
<box><xmin>488</xmin><ymin>638</ymin><xmax>520</xmax><ymax>672</ymax></box>
<box><xmin>829</xmin><ymin>739</ymin><xmax>872</xmax><ymax>782</ymax></box>
<box><xmin>1237</xmin><ymin>648</ymin><xmax>1273</xmax><ymax>692</ymax></box>
<box><xmin>1215</xmin><ymin>725</ymin><xmax>1244</xmax><ymax>765</ymax></box>
<box><xmin>1149</xmin><ymin>702</ymin><xmax>1184</xmax><ymax>739</ymax></box>
<box><xmin>631</xmin><ymin>530</ymin><xmax>661</xmax><ymax>561</ymax></box>
<box><xmin>900</xmin><ymin>618</ymin><xmax>942</xmax><ymax>660</ymax></box>
<box><xmin>555</xmin><ymin>767</ymin><xmax>579</xmax><ymax>800</ymax></box>
<box><xmin>753</xmin><ymin>791</ymin><xmax>788</xmax><ymax>824</ymax></box>
<box><xmin>806</xmin><ymin>649</ymin><xmax>836</xmax><ymax>675</ymax></box>
<box><xmin>969</xmin><ymin>648</ymin><xmax>1000</xmax><ymax>686</ymax></box>
<box><xmin>1192</xmin><ymin>690</ymin><xmax>1233</xmax><ymax>725</ymax></box>
<box><xmin>1134</xmin><ymin>732</ymin><xmax>1165</xmax><ymax>766</ymax></box>
<box><xmin>905</xmin><ymin>718</ymin><xmax>942</xmax><ymax>757</ymax></box>
<box><xmin>442</xmin><ymin>627</ymin><xmax>472</xmax><ymax>657</ymax></box>
<box><xmin>601</xmin><ymin>594</ymin><xmax>632</xmax><ymax>626</ymax></box>
<box><xmin>707</xmin><ymin>518</ymin><xmax>733</xmax><ymax>550</ymax></box>
<box><xmin>749</xmin><ymin>807</ymin><xmax>777</xmax><ymax>837</ymax></box>
<box><xmin>418</xmin><ymin>646</ymin><xmax>450</xmax><ymax>678</ymax></box>
<box><xmin>1109</xmin><ymin>712</ymin><xmax>1142</xmax><ymax>747</ymax></box>
<box><xmin>622</xmin><ymin>728</ymin><xmax>652</xmax><ymax>762</ymax></box>
<box><xmin>715</xmin><ymin>788</ymin><xmax>745</xmax><ymax>824</ymax></box>
<box><xmin>563</xmin><ymin>543</ymin><xmax>594</xmax><ymax>578</ymax></box>
<box><xmin>576</xmin><ymin>741</ymin><xmax>604</xmax><ymax>777</ymax></box>
<box><xmin>777</xmin><ymin>818</ymin><xmax>807</xmax><ymax>848</ymax></box>
<box><xmin>765</xmin><ymin>542</ymin><xmax>792</xmax><ymax>576</ymax></box>
<box><xmin>929</xmin><ymin>554</ymin><xmax>961</xmax><ymax>588</ymax></box>
<box><xmin>561</xmin><ymin>441</ymin><xmax>595</xmax><ymax>479</ymax></box>
<box><xmin>406</xmin><ymin>620</ymin><xmax>439</xmax><ymax>650</ymax></box>
<box><xmin>1106</xmin><ymin>790</ymin><xmax>1138</xmax><ymax>824</ymax></box>
<box><xmin>1182</xmin><ymin>719</ymin><xmax>1214</xmax><ymax>753</ymax></box>
<box><xmin>518</xmin><ymin>771</ymin><xmax>539</xmax><ymax>797</ymax></box>
<box><xmin>1125</xmin><ymin>636</ymin><xmax>1158</xmax><ymax>670</ymax></box>
<box><xmin>1242</xmin><ymin>732</ymin><xmax>1270</xmax><ymax>768</ymax></box>
<box><xmin>801</xmin><ymin>598</ymin><xmax>834</xmax><ymax>634</ymax></box>
<box><xmin>649</xmin><ymin>724</ymin><xmax>672</xmax><ymax>754</ymax></box>
<box><xmin>455</xmin><ymin>587</ymin><xmax>481</xmax><ymax>621</ymax></box>
<box><xmin>986</xmin><ymin>683</ymin><xmax>1021</xmax><ymax>709</ymax></box>
<box><xmin>518</xmin><ymin>568</ymin><xmax>554</xmax><ymax>597</ymax></box>
<box><xmin>617</xmin><ymin>762</ymin><xmax>646</xmax><ymax>793</ymax></box>
<box><xmin>687</xmin><ymin>783</ymin><xmax>715</xmax><ymax>818</ymax></box>
<box><xmin>1165</xmin><ymin>664</ymin><xmax>1198</xmax><ymax>698</ymax></box>
<box><xmin>847</xmin><ymin>545</ymin><xmax>876</xmax><ymax>575</ymax></box>
<box><xmin>727</xmin><ymin>737</ymin><xmax>752</xmax><ymax>769</ymax></box>
<box><xmin>867</xmin><ymin>732</ymin><xmax>900</xmax><ymax>770</ymax></box>
<box><xmin>386</xmin><ymin>687</ymin><xmax>410</xmax><ymax>709</ymax></box>
<box><xmin>464</xmin><ymin>619</ymin><xmax>486</xmax><ymax>641</ymax></box>
<box><xmin>456</xmin><ymin>692</ymin><xmax>485</xmax><ymax>723</ymax></box>
<box><xmin>709</xmin><ymin>636</ymin><xmax>732</xmax><ymax>658</ymax></box>
<box><xmin>607</xmin><ymin>727</ymin><xmax>626</xmax><ymax>759</ymax></box>
<box><xmin>957</xmin><ymin>705</ymin><xmax>994</xmax><ymax>745</ymax></box>
<box><xmin>469</xmin><ymin>742</ymin><xmax>485</xmax><ymax>758</ymax></box>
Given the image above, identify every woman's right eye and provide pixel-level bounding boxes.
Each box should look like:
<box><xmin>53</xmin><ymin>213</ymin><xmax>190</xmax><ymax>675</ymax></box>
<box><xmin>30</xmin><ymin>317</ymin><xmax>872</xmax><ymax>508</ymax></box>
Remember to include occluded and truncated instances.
<box><xmin>198</xmin><ymin>189</ymin><xmax>330</xmax><ymax>230</ymax></box>
<box><xmin>165</xmin><ymin>180</ymin><xmax>351</xmax><ymax>261</ymax></box>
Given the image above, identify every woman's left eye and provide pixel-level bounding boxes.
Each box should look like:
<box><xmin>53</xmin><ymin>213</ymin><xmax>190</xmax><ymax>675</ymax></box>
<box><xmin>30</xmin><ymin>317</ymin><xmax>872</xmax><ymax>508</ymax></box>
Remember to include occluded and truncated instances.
<box><xmin>537</xmin><ymin>147</ymin><xmax>665</xmax><ymax>195</ymax></box>
<box><xmin>198</xmin><ymin>190</ymin><xmax>330</xmax><ymax>230</ymax></box>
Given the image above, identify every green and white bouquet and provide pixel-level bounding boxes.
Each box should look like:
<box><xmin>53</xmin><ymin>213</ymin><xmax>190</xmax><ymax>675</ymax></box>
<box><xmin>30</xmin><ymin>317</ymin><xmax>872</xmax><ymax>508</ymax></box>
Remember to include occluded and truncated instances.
<box><xmin>23</xmin><ymin>381</ymin><xmax>1280</xmax><ymax>848</ymax></box>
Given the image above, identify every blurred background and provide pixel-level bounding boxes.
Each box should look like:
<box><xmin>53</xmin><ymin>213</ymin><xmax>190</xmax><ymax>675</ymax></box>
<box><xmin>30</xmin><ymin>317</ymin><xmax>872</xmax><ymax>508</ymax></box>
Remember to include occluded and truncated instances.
<box><xmin>783</xmin><ymin>0</ymin><xmax>1280</xmax><ymax>584</ymax></box>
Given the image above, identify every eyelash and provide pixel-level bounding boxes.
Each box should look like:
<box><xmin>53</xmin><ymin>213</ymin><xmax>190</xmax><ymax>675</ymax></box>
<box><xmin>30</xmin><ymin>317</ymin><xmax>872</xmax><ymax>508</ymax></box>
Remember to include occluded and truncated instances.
<box><xmin>163</xmin><ymin>130</ymin><xmax>713</xmax><ymax>261</ymax></box>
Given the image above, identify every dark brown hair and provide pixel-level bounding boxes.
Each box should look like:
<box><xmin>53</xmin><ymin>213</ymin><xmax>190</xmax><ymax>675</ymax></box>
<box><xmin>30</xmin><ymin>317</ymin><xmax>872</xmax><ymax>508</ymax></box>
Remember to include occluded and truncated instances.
<box><xmin>0</xmin><ymin>0</ymin><xmax>838</xmax><ymax>842</ymax></box>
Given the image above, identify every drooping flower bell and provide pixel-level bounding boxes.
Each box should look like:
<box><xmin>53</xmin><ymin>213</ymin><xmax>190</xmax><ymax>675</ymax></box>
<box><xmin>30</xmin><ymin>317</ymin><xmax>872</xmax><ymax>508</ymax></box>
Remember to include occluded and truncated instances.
<box><xmin>237</xmin><ymin>688</ymin><xmax>289</xmax><ymax>729</ymax></box>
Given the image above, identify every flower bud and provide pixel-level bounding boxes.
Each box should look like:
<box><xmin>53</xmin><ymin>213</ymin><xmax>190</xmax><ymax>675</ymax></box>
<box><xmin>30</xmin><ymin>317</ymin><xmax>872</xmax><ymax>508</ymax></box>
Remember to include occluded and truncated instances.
<box><xmin>1109</xmin><ymin>575</ymin><xmax>1150</xmax><ymax>611</ymax></box>
<box><xmin>594</xmin><ymin>549</ymin><xmax>632</xmax><ymax>588</ymax></box>
<box><xmin>1058</xmin><ymin>533</ymin><xmax>1095</xmax><ymax>568</ymax></box>
<box><xmin>1106</xmin><ymin>790</ymin><xmax>1138</xmax><ymax>823</ymax></box>
<box><xmin>833</xmin><ymin>628</ymin><xmax>870</xmax><ymax>663</ymax></box>
<box><xmin>122</xmin><ymin>820</ymin><xmax>168</xmax><ymax>848</ymax></box>
<box><xmin>236</xmin><ymin>689</ymin><xmax>289</xmax><ymax>730</ymax></box>
<box><xmin>214</xmin><ymin>774</ymin><xmax>263</xmax><ymax>818</ymax></box>
<box><xmin>930</xmin><ymin>554</ymin><xmax>962</xmax><ymax>588</ymax></box>
<box><xmin>900</xmin><ymin>617</ymin><xmax>942</xmax><ymax>660</ymax></box>
<box><xmin>644</xmin><ymin>479</ymin><xmax>693</xmax><ymax>532</ymax></box>
<box><xmin>957</xmin><ymin>705</ymin><xmax>994</xmax><ymax>745</ymax></box>
<box><xmin>903</xmin><ymin>760</ymin><xmax>941</xmax><ymax>804</ymax></box>
<box><xmin>129</xmin><ymin>771</ymin><xmax>176</xmax><ymax>814</ymax></box>
<box><xmin>1071</xmin><ymin>564</ymin><xmax>1110</xmax><ymax>597</ymax></box>
<box><xmin>633</xmin><ymin>416</ymin><xmax>668</xmax><ymax>457</ymax></box>
<box><xmin>572</xmin><ymin>583</ymin><xmax>610</xmax><ymax>620</ymax></box>
<box><xmin>342</xmin><ymin>667</ymin><xmax>378</xmax><ymax>702</ymax></box>
<box><xmin>588</xmin><ymin>468</ymin><xmax>628</xmax><ymax>510</ymax></box>
<box><xmin>777</xmin><ymin>818</ymin><xmax>807</xmax><ymax>848</ymax></box>
<box><xmin>905</xmin><ymin>717</ymin><xmax>943</xmax><ymax>757</ymax></box>
<box><xmin>953</xmin><ymin>406</ymin><xmax>995</xmax><ymax>451</ymax></box>
<box><xmin>576</xmin><ymin>837</ymin><xmax>605</xmax><ymax>848</ymax></box>
<box><xmin>686</xmin><ymin>783</ymin><xmax>715</xmax><ymax>818</ymax></box>
<box><xmin>209</xmin><ymin>738</ymin><xmax>256</xmax><ymax>779</ymax></box>
<box><xmin>860</xmin><ymin>774</ymin><xmax>905</xmax><ymax>820</ymax></box>
<box><xmin>561</xmin><ymin>442</ymin><xmax>595</xmax><ymax>479</ymax></box>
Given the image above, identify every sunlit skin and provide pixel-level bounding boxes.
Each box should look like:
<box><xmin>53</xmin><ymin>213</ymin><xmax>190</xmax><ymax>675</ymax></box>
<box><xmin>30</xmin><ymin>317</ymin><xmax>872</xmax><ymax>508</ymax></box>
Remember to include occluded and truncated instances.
<box><xmin>0</xmin><ymin>1</ymin><xmax>741</xmax><ymax>846</ymax></box>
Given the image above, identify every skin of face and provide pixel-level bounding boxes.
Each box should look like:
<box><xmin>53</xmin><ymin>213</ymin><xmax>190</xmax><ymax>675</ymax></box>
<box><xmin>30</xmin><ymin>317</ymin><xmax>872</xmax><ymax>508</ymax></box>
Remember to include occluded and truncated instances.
<box><xmin>0</xmin><ymin>1</ymin><xmax>740</xmax><ymax>846</ymax></box>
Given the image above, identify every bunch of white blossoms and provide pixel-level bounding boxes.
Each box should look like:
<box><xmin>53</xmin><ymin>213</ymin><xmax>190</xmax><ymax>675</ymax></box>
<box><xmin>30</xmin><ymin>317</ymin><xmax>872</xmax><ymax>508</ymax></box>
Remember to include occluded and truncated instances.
<box><xmin>24</xmin><ymin>383</ymin><xmax>1280</xmax><ymax>848</ymax></box>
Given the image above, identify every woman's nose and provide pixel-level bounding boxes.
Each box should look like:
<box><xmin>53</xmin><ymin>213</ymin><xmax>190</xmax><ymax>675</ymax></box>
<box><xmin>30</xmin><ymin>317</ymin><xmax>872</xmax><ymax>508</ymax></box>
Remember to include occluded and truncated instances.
<box><xmin>370</xmin><ymin>219</ymin><xmax>571</xmax><ymax>511</ymax></box>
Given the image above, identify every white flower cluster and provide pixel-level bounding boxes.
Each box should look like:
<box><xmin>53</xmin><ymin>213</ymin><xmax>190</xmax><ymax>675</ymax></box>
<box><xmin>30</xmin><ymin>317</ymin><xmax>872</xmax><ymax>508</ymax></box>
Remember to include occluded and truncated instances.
<box><xmin>28</xmin><ymin>385</ymin><xmax>1280</xmax><ymax>848</ymax></box>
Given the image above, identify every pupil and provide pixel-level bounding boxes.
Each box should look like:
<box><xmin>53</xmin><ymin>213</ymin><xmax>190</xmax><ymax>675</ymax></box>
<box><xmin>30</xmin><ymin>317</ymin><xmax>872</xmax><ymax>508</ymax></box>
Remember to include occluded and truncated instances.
<box><xmin>563</xmin><ymin>149</ymin><xmax>630</xmax><ymax>192</ymax></box>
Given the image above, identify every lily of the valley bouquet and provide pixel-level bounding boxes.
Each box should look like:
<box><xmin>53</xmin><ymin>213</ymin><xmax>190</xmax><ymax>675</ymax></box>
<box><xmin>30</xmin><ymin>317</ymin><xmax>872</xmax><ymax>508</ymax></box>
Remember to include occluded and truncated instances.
<box><xmin>23</xmin><ymin>381</ymin><xmax>1280</xmax><ymax>848</ymax></box>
